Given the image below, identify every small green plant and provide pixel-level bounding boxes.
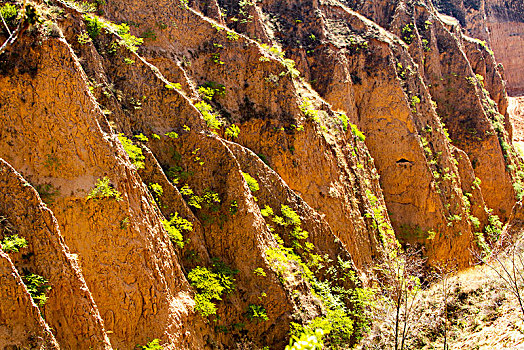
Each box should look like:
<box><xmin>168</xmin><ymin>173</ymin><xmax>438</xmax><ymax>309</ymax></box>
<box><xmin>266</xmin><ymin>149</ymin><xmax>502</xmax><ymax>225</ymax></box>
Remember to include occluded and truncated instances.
<box><xmin>226</xmin><ymin>31</ymin><xmax>239</xmax><ymax>41</ymax></box>
<box><xmin>229</xmin><ymin>200</ymin><xmax>238</xmax><ymax>215</ymax></box>
<box><xmin>485</xmin><ymin>213</ymin><xmax>503</xmax><ymax>241</ymax></box>
<box><xmin>162</xmin><ymin>212</ymin><xmax>193</xmax><ymax>248</ymax></box>
<box><xmin>260</xmin><ymin>205</ymin><xmax>273</xmax><ymax>217</ymax></box>
<box><xmin>1</xmin><ymin>235</ymin><xmax>28</xmax><ymax>253</ymax></box>
<box><xmin>253</xmin><ymin>267</ymin><xmax>266</xmax><ymax>276</ymax></box>
<box><xmin>197</xmin><ymin>82</ymin><xmax>225</xmax><ymax>101</ymax></box>
<box><xmin>300</xmin><ymin>98</ymin><xmax>319</xmax><ymax>118</ymax></box>
<box><xmin>195</xmin><ymin>101</ymin><xmax>222</xmax><ymax>131</ymax></box>
<box><xmin>261</xmin><ymin>43</ymin><xmax>285</xmax><ymax>59</ymax></box>
<box><xmin>188</xmin><ymin>260</ymin><xmax>238</xmax><ymax>318</ymax></box>
<box><xmin>165</xmin><ymin>82</ymin><xmax>182</xmax><ymax>90</ymax></box>
<box><xmin>120</xmin><ymin>217</ymin><xmax>130</xmax><ymax>230</ymax></box>
<box><xmin>165</xmin><ymin>131</ymin><xmax>179</xmax><ymax>139</ymax></box>
<box><xmin>148</xmin><ymin>183</ymin><xmax>163</xmax><ymax>205</ymax></box>
<box><xmin>83</xmin><ymin>14</ymin><xmax>143</xmax><ymax>52</ymax></box>
<box><xmin>87</xmin><ymin>177</ymin><xmax>122</xmax><ymax>201</ymax></box>
<box><xmin>421</xmin><ymin>38</ymin><xmax>431</xmax><ymax>52</ymax></box>
<box><xmin>242</xmin><ymin>172</ymin><xmax>259</xmax><ymax>193</ymax></box>
<box><xmin>211</xmin><ymin>53</ymin><xmax>224</xmax><ymax>65</ymax></box>
<box><xmin>0</xmin><ymin>3</ymin><xmax>18</xmax><ymax>29</ymax></box>
<box><xmin>282</xmin><ymin>58</ymin><xmax>300</xmax><ymax>78</ymax></box>
<box><xmin>23</xmin><ymin>273</ymin><xmax>51</xmax><ymax>307</ymax></box>
<box><xmin>84</xmin><ymin>14</ymin><xmax>103</xmax><ymax>39</ymax></box>
<box><xmin>337</xmin><ymin>112</ymin><xmax>349</xmax><ymax>132</ymax></box>
<box><xmin>225</xmin><ymin>124</ymin><xmax>240</xmax><ymax>138</ymax></box>
<box><xmin>134</xmin><ymin>133</ymin><xmax>149</xmax><ymax>142</ymax></box>
<box><xmin>118</xmin><ymin>134</ymin><xmax>145</xmax><ymax>169</ymax></box>
<box><xmin>401</xmin><ymin>23</ymin><xmax>416</xmax><ymax>45</ymax></box>
<box><xmin>410</xmin><ymin>96</ymin><xmax>421</xmax><ymax>108</ymax></box>
<box><xmin>77</xmin><ymin>32</ymin><xmax>92</xmax><ymax>44</ymax></box>
<box><xmin>350</xmin><ymin>123</ymin><xmax>365</xmax><ymax>142</ymax></box>
<box><xmin>286</xmin><ymin>328</ymin><xmax>325</xmax><ymax>350</ymax></box>
<box><xmin>246</xmin><ymin>304</ymin><xmax>269</xmax><ymax>321</ymax></box>
<box><xmin>136</xmin><ymin>338</ymin><xmax>163</xmax><ymax>350</ymax></box>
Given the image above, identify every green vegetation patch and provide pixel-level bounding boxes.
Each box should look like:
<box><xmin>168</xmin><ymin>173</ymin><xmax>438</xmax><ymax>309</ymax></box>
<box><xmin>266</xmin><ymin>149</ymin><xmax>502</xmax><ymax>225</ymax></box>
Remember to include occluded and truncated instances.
<box><xmin>87</xmin><ymin>177</ymin><xmax>122</xmax><ymax>201</ymax></box>
<box><xmin>187</xmin><ymin>259</ymin><xmax>238</xmax><ymax>318</ymax></box>
<box><xmin>162</xmin><ymin>212</ymin><xmax>192</xmax><ymax>248</ymax></box>
<box><xmin>0</xmin><ymin>234</ymin><xmax>28</xmax><ymax>253</ymax></box>
<box><xmin>118</xmin><ymin>134</ymin><xmax>145</xmax><ymax>169</ymax></box>
<box><xmin>23</xmin><ymin>273</ymin><xmax>51</xmax><ymax>307</ymax></box>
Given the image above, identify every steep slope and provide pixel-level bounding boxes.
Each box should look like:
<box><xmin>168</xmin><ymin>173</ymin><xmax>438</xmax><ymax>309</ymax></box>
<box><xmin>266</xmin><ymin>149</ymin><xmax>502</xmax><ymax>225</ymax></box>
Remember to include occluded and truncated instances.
<box><xmin>434</xmin><ymin>0</ymin><xmax>524</xmax><ymax>95</ymax></box>
<box><xmin>214</xmin><ymin>0</ymin><xmax>521</xmax><ymax>265</ymax></box>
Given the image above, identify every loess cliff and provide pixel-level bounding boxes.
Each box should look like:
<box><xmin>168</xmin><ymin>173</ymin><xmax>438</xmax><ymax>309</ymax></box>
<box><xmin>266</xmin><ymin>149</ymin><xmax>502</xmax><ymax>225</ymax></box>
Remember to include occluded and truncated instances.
<box><xmin>0</xmin><ymin>0</ymin><xmax>522</xmax><ymax>348</ymax></box>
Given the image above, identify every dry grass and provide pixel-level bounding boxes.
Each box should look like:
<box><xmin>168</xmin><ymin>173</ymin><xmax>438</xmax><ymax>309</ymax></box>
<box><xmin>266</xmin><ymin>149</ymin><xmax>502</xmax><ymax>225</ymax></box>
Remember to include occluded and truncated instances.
<box><xmin>416</xmin><ymin>265</ymin><xmax>524</xmax><ymax>350</ymax></box>
<box><xmin>358</xmin><ymin>255</ymin><xmax>524</xmax><ymax>349</ymax></box>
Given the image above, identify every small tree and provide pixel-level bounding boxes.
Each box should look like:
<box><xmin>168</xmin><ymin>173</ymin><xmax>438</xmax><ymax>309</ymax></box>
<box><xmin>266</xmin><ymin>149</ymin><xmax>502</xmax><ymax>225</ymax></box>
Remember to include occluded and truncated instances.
<box><xmin>430</xmin><ymin>260</ymin><xmax>458</xmax><ymax>350</ymax></box>
<box><xmin>478</xmin><ymin>239</ymin><xmax>524</xmax><ymax>319</ymax></box>
<box><xmin>373</xmin><ymin>246</ymin><xmax>425</xmax><ymax>350</ymax></box>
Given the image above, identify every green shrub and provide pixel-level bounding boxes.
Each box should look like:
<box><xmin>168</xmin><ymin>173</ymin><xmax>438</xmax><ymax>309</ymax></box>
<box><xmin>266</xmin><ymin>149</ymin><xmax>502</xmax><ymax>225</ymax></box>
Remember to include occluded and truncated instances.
<box><xmin>401</xmin><ymin>23</ymin><xmax>416</xmax><ymax>44</ymax></box>
<box><xmin>188</xmin><ymin>260</ymin><xmax>237</xmax><ymax>318</ymax></box>
<box><xmin>0</xmin><ymin>235</ymin><xmax>27</xmax><ymax>253</ymax></box>
<box><xmin>165</xmin><ymin>83</ymin><xmax>182</xmax><ymax>90</ymax></box>
<box><xmin>300</xmin><ymin>99</ymin><xmax>319</xmax><ymax>118</ymax></box>
<box><xmin>148</xmin><ymin>183</ymin><xmax>163</xmax><ymax>205</ymax></box>
<box><xmin>242</xmin><ymin>172</ymin><xmax>259</xmax><ymax>192</ymax></box>
<box><xmin>162</xmin><ymin>212</ymin><xmax>192</xmax><ymax>248</ymax></box>
<box><xmin>336</xmin><ymin>112</ymin><xmax>349</xmax><ymax>132</ymax></box>
<box><xmin>225</xmin><ymin>124</ymin><xmax>240</xmax><ymax>138</ymax></box>
<box><xmin>514</xmin><ymin>181</ymin><xmax>524</xmax><ymax>201</ymax></box>
<box><xmin>78</xmin><ymin>32</ymin><xmax>92</xmax><ymax>45</ymax></box>
<box><xmin>194</xmin><ymin>101</ymin><xmax>222</xmax><ymax>131</ymax></box>
<box><xmin>136</xmin><ymin>338</ymin><xmax>163</xmax><ymax>350</ymax></box>
<box><xmin>260</xmin><ymin>205</ymin><xmax>274</xmax><ymax>217</ymax></box>
<box><xmin>272</xmin><ymin>205</ymin><xmax>309</xmax><ymax>243</ymax></box>
<box><xmin>118</xmin><ymin>134</ymin><xmax>145</xmax><ymax>169</ymax></box>
<box><xmin>198</xmin><ymin>86</ymin><xmax>215</xmax><ymax>101</ymax></box>
<box><xmin>23</xmin><ymin>273</ymin><xmax>51</xmax><ymax>307</ymax></box>
<box><xmin>84</xmin><ymin>14</ymin><xmax>103</xmax><ymax>39</ymax></box>
<box><xmin>179</xmin><ymin>184</ymin><xmax>194</xmax><ymax>196</ymax></box>
<box><xmin>286</xmin><ymin>328</ymin><xmax>325</xmax><ymax>350</ymax></box>
<box><xmin>253</xmin><ymin>267</ymin><xmax>266</xmax><ymax>276</ymax></box>
<box><xmin>485</xmin><ymin>214</ymin><xmax>503</xmax><ymax>241</ymax></box>
<box><xmin>83</xmin><ymin>14</ymin><xmax>143</xmax><ymax>52</ymax></box>
<box><xmin>134</xmin><ymin>133</ymin><xmax>149</xmax><ymax>142</ymax></box>
<box><xmin>165</xmin><ymin>131</ymin><xmax>179</xmax><ymax>139</ymax></box>
<box><xmin>229</xmin><ymin>200</ymin><xmax>239</xmax><ymax>215</ymax></box>
<box><xmin>226</xmin><ymin>31</ymin><xmax>239</xmax><ymax>41</ymax></box>
<box><xmin>1</xmin><ymin>4</ymin><xmax>18</xmax><ymax>28</ymax></box>
<box><xmin>282</xmin><ymin>58</ymin><xmax>300</xmax><ymax>78</ymax></box>
<box><xmin>87</xmin><ymin>177</ymin><xmax>122</xmax><ymax>201</ymax></box>
<box><xmin>350</xmin><ymin>123</ymin><xmax>365</xmax><ymax>142</ymax></box>
<box><xmin>262</xmin><ymin>204</ymin><xmax>361</xmax><ymax>347</ymax></box>
<box><xmin>246</xmin><ymin>304</ymin><xmax>269</xmax><ymax>321</ymax></box>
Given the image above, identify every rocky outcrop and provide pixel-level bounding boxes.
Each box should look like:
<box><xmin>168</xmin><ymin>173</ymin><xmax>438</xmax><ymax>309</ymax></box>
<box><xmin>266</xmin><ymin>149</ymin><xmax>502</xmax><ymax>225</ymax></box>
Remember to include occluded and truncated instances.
<box><xmin>434</xmin><ymin>0</ymin><xmax>524</xmax><ymax>95</ymax></box>
<box><xmin>212</xmin><ymin>0</ymin><xmax>522</xmax><ymax>265</ymax></box>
